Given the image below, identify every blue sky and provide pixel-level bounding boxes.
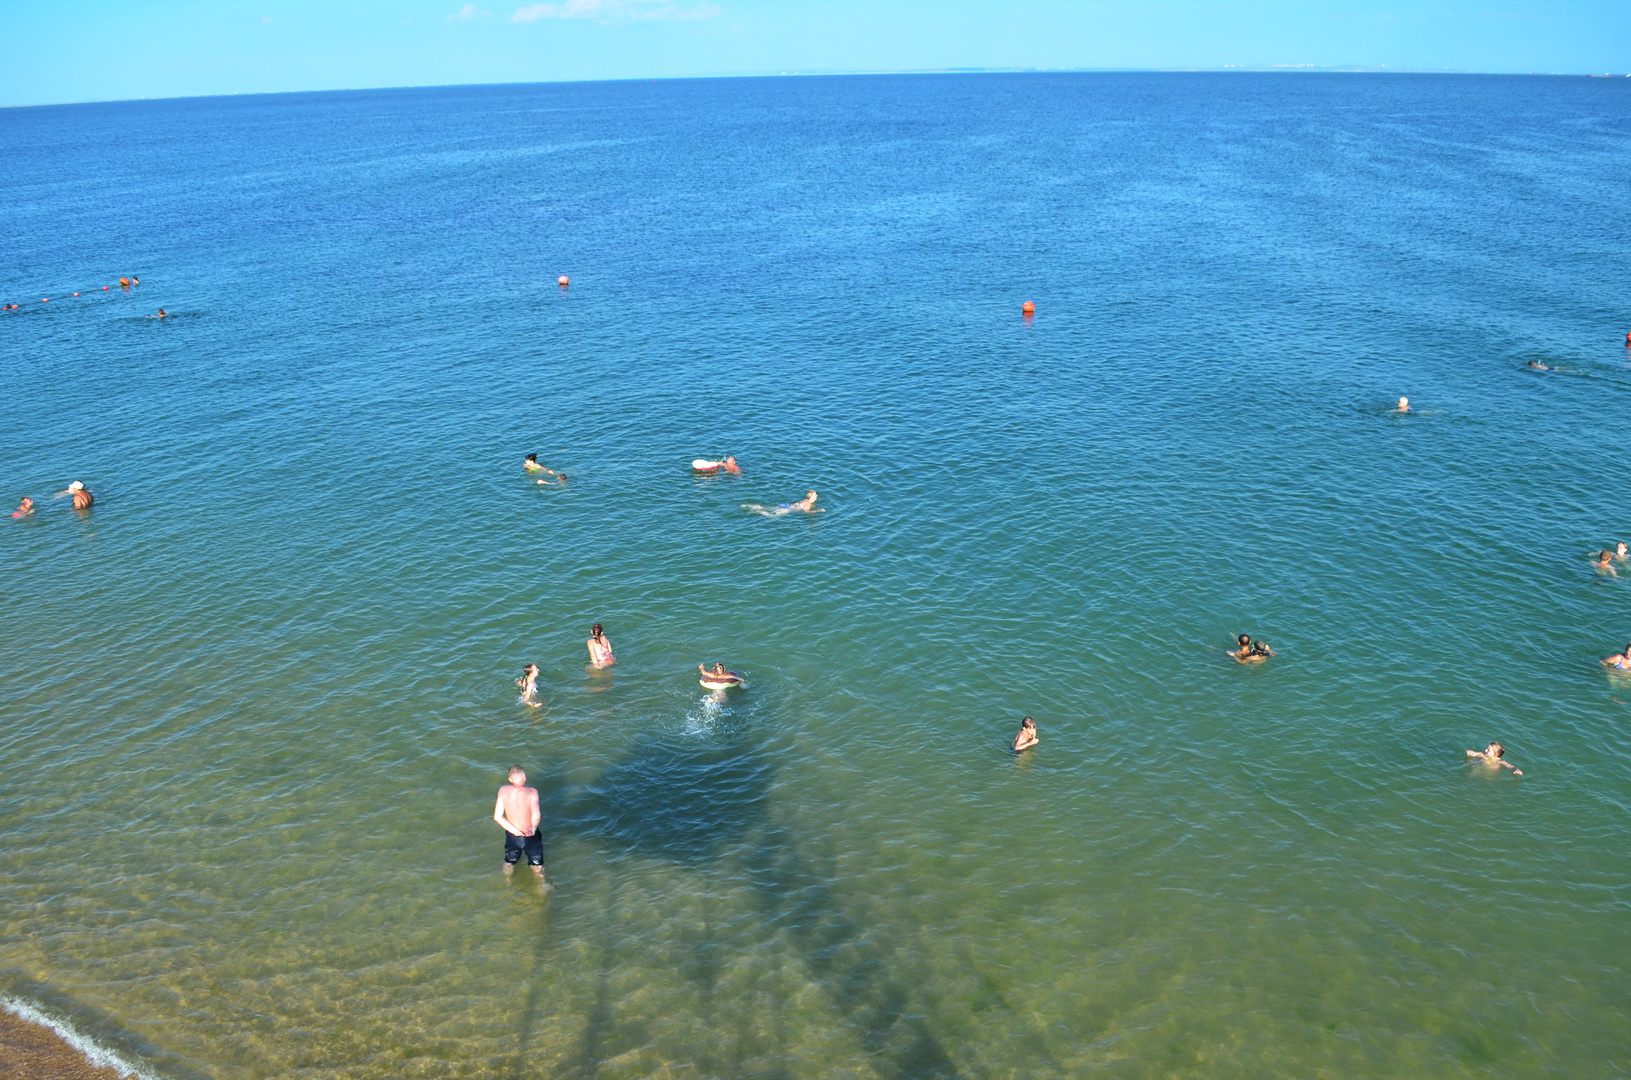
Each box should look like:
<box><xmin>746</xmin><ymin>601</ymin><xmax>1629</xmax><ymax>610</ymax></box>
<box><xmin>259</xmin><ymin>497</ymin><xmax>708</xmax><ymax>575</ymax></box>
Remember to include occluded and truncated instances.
<box><xmin>2</xmin><ymin>0</ymin><xmax>1627</xmax><ymax>107</ymax></box>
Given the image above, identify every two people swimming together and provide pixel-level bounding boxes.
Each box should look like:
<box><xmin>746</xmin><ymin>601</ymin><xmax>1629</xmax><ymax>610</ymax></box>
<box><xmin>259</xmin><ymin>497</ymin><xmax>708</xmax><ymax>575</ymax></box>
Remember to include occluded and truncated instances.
<box><xmin>1230</xmin><ymin>633</ymin><xmax>1275</xmax><ymax>663</ymax></box>
<box><xmin>524</xmin><ymin>453</ymin><xmax>566</xmax><ymax>485</ymax></box>
<box><xmin>12</xmin><ymin>482</ymin><xmax>93</xmax><ymax>517</ymax></box>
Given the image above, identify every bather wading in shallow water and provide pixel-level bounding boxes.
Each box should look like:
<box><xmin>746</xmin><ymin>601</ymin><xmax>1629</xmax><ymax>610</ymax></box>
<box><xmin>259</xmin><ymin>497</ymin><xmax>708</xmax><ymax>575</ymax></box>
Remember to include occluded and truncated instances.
<box><xmin>494</xmin><ymin>766</ymin><xmax>550</xmax><ymax>889</ymax></box>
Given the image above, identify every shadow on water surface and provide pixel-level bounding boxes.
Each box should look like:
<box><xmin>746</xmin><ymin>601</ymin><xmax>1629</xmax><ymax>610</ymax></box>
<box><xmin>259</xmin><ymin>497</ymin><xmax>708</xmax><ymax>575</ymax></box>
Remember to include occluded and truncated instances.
<box><xmin>503</xmin><ymin>727</ymin><xmax>967</xmax><ymax>1080</ymax></box>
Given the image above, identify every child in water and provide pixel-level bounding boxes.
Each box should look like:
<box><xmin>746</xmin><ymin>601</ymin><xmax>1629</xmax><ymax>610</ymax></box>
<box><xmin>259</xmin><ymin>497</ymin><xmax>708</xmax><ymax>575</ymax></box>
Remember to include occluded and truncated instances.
<box><xmin>11</xmin><ymin>497</ymin><xmax>34</xmax><ymax>518</ymax></box>
<box><xmin>1230</xmin><ymin>634</ymin><xmax>1275</xmax><ymax>663</ymax></box>
<box><xmin>1466</xmin><ymin>742</ymin><xmax>1522</xmax><ymax>776</ymax></box>
<box><xmin>1011</xmin><ymin>716</ymin><xmax>1039</xmax><ymax>753</ymax></box>
<box><xmin>516</xmin><ymin>663</ymin><xmax>541</xmax><ymax>706</ymax></box>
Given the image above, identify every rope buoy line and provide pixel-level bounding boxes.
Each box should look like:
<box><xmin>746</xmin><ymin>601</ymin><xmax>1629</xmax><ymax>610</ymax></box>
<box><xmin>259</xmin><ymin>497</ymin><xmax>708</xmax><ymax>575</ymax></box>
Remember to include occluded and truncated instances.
<box><xmin>2</xmin><ymin>276</ymin><xmax>142</xmax><ymax>311</ymax></box>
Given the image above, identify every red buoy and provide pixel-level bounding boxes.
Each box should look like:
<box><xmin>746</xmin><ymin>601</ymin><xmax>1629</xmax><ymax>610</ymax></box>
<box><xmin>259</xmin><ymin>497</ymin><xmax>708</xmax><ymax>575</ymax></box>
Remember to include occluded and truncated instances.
<box><xmin>1021</xmin><ymin>300</ymin><xmax>1035</xmax><ymax>314</ymax></box>
<box><xmin>558</xmin><ymin>275</ymin><xmax>570</xmax><ymax>287</ymax></box>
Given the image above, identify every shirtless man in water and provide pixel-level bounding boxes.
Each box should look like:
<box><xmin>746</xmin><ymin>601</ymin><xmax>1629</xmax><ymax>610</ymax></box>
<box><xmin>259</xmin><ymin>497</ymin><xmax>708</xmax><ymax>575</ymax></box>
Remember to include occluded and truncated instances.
<box><xmin>494</xmin><ymin>766</ymin><xmax>547</xmax><ymax>882</ymax></box>
<box><xmin>59</xmin><ymin>481</ymin><xmax>93</xmax><ymax>511</ymax></box>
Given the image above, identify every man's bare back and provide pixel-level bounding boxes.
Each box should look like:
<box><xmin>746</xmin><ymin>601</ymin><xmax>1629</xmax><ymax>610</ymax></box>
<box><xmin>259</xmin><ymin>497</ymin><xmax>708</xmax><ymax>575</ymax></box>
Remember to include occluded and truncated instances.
<box><xmin>494</xmin><ymin>767</ymin><xmax>546</xmax><ymax>882</ymax></box>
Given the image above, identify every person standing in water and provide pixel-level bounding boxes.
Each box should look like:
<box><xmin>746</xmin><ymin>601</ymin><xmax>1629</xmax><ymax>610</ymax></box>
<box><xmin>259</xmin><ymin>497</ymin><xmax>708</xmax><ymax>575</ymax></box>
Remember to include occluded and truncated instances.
<box><xmin>58</xmin><ymin>481</ymin><xmax>93</xmax><ymax>511</ymax></box>
<box><xmin>587</xmin><ymin>623</ymin><xmax>615</xmax><ymax>667</ymax></box>
<box><xmin>516</xmin><ymin>663</ymin><xmax>541</xmax><ymax>706</ymax></box>
<box><xmin>493</xmin><ymin>766</ymin><xmax>547</xmax><ymax>883</ymax></box>
<box><xmin>1466</xmin><ymin>742</ymin><xmax>1522</xmax><ymax>776</ymax></box>
<box><xmin>1011</xmin><ymin>716</ymin><xmax>1039</xmax><ymax>753</ymax></box>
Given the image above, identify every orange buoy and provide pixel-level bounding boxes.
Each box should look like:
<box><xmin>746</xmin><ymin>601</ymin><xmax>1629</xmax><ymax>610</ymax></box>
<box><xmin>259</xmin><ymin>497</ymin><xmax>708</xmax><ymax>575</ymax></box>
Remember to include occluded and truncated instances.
<box><xmin>1625</xmin><ymin>330</ymin><xmax>1631</xmax><ymax>346</ymax></box>
<box><xmin>103</xmin><ymin>286</ymin><xmax>110</xmax><ymax>290</ymax></box>
<box><xmin>119</xmin><ymin>278</ymin><xmax>130</xmax><ymax>287</ymax></box>
<box><xmin>558</xmin><ymin>275</ymin><xmax>569</xmax><ymax>286</ymax></box>
<box><xmin>73</xmin><ymin>292</ymin><xmax>79</xmax><ymax>296</ymax></box>
<box><xmin>1021</xmin><ymin>300</ymin><xmax>1035</xmax><ymax>314</ymax></box>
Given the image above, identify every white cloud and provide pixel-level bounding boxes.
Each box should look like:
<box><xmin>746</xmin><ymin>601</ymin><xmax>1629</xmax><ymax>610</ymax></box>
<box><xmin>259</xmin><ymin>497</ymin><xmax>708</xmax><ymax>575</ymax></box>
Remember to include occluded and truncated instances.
<box><xmin>449</xmin><ymin>4</ymin><xmax>492</xmax><ymax>20</ymax></box>
<box><xmin>511</xmin><ymin>0</ymin><xmax>720</xmax><ymax>23</ymax></box>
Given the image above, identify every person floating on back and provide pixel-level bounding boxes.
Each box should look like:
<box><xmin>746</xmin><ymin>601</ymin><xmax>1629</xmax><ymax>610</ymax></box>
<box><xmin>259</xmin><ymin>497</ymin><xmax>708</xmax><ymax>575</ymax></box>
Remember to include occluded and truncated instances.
<box><xmin>58</xmin><ymin>481</ymin><xmax>93</xmax><ymax>511</ymax></box>
<box><xmin>493</xmin><ymin>766</ymin><xmax>548</xmax><ymax>886</ymax></box>
<box><xmin>11</xmin><ymin>497</ymin><xmax>34</xmax><ymax>518</ymax></box>
<box><xmin>1011</xmin><ymin>715</ymin><xmax>1039</xmax><ymax>753</ymax></box>
<box><xmin>587</xmin><ymin>623</ymin><xmax>615</xmax><ymax>667</ymax></box>
<box><xmin>1230</xmin><ymin>633</ymin><xmax>1275</xmax><ymax>663</ymax></box>
<box><xmin>1466</xmin><ymin>742</ymin><xmax>1522</xmax><ymax>776</ymax></box>
<box><xmin>743</xmin><ymin>490</ymin><xmax>821</xmax><ymax>517</ymax></box>
<box><xmin>516</xmin><ymin>663</ymin><xmax>541</xmax><ymax>707</ymax></box>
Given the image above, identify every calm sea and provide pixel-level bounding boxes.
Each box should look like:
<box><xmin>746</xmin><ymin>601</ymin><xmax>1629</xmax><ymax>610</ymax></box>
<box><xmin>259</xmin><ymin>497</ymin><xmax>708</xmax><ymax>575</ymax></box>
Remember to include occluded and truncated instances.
<box><xmin>3</xmin><ymin>73</ymin><xmax>1630</xmax><ymax>1079</ymax></box>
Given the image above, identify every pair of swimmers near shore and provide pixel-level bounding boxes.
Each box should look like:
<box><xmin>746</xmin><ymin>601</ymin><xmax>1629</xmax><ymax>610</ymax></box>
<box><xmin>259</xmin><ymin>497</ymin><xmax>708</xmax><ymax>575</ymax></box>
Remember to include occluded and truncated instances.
<box><xmin>12</xmin><ymin>482</ymin><xmax>93</xmax><ymax>516</ymax></box>
<box><xmin>1591</xmin><ymin>542</ymin><xmax>1628</xmax><ymax>576</ymax></box>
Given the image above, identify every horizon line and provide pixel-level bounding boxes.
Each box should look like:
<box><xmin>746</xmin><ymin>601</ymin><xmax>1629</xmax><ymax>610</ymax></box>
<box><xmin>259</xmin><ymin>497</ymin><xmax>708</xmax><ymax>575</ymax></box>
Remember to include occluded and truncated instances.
<box><xmin>5</xmin><ymin>65</ymin><xmax>1618</xmax><ymax>111</ymax></box>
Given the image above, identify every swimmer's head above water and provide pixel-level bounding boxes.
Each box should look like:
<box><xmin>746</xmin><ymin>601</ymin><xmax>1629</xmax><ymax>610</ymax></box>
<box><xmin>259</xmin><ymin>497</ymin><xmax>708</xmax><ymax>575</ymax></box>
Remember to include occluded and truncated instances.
<box><xmin>591</xmin><ymin>623</ymin><xmax>604</xmax><ymax>640</ymax></box>
<box><xmin>1397</xmin><ymin>396</ymin><xmax>1410</xmax><ymax>412</ymax></box>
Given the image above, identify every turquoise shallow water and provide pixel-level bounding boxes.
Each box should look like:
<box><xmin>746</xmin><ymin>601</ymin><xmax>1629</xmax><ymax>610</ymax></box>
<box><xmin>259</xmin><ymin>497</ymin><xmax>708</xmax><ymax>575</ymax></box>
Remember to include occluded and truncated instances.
<box><xmin>3</xmin><ymin>73</ymin><xmax>1631</xmax><ymax>1078</ymax></box>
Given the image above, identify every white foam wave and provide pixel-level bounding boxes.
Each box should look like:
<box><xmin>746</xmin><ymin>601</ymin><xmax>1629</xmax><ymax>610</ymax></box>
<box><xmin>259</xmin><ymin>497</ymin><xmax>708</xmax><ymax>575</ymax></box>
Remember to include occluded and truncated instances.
<box><xmin>0</xmin><ymin>995</ymin><xmax>168</xmax><ymax>1080</ymax></box>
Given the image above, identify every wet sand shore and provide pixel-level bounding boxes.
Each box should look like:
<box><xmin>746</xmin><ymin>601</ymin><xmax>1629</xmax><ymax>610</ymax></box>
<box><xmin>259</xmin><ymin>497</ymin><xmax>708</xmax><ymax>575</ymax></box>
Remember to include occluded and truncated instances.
<box><xmin>0</xmin><ymin>1008</ymin><xmax>127</xmax><ymax>1080</ymax></box>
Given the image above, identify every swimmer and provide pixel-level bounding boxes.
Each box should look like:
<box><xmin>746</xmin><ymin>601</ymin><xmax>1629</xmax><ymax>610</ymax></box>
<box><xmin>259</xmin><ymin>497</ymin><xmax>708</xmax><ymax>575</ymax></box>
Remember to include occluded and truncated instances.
<box><xmin>1616</xmin><ymin>542</ymin><xmax>1628</xmax><ymax>562</ymax></box>
<box><xmin>1011</xmin><ymin>716</ymin><xmax>1039</xmax><ymax>753</ymax></box>
<box><xmin>587</xmin><ymin>623</ymin><xmax>615</xmax><ymax>667</ymax></box>
<box><xmin>1395</xmin><ymin>396</ymin><xmax>1410</xmax><ymax>413</ymax></box>
<box><xmin>131</xmin><ymin>277</ymin><xmax>139</xmax><ymax>285</ymax></box>
<box><xmin>1229</xmin><ymin>633</ymin><xmax>1275</xmax><ymax>663</ymax></box>
<box><xmin>742</xmin><ymin>490</ymin><xmax>822</xmax><ymax>517</ymax></box>
<box><xmin>156</xmin><ymin>308</ymin><xmax>168</xmax><ymax>319</ymax></box>
<box><xmin>516</xmin><ymin>663</ymin><xmax>541</xmax><ymax>706</ymax></box>
<box><xmin>523</xmin><ymin>453</ymin><xmax>557</xmax><ymax>475</ymax></box>
<box><xmin>1526</xmin><ymin>360</ymin><xmax>1551</xmax><ymax>371</ymax></box>
<box><xmin>698</xmin><ymin>662</ymin><xmax>744</xmax><ymax>687</ymax></box>
<box><xmin>493</xmin><ymin>766</ymin><xmax>547</xmax><ymax>884</ymax></box>
<box><xmin>11</xmin><ymin>497</ymin><xmax>34</xmax><ymax>518</ymax></box>
<box><xmin>1601</xmin><ymin>644</ymin><xmax>1631</xmax><ymax>671</ymax></box>
<box><xmin>1594</xmin><ymin>550</ymin><xmax>1619</xmax><ymax>577</ymax></box>
<box><xmin>57</xmin><ymin>481</ymin><xmax>93</xmax><ymax>511</ymax></box>
<box><xmin>535</xmin><ymin>473</ymin><xmax>567</xmax><ymax>486</ymax></box>
<box><xmin>693</xmin><ymin>456</ymin><xmax>742</xmax><ymax>475</ymax></box>
<box><xmin>1465</xmin><ymin>742</ymin><xmax>1522</xmax><ymax>776</ymax></box>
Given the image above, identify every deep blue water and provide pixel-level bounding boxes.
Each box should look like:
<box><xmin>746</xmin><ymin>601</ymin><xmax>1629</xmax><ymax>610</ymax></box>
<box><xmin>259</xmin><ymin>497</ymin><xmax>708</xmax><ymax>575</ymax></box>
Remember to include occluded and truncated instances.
<box><xmin>3</xmin><ymin>73</ymin><xmax>1631</xmax><ymax>1079</ymax></box>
